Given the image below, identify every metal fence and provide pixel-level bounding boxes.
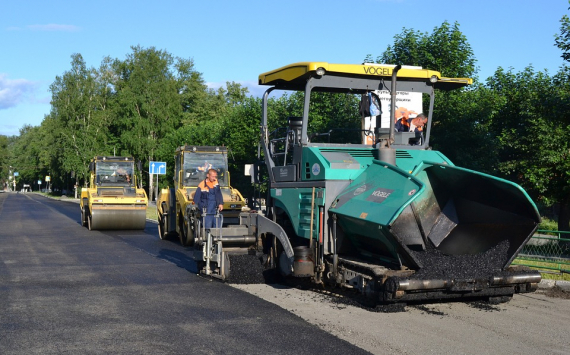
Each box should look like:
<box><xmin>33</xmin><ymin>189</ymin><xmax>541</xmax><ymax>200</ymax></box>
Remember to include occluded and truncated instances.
<box><xmin>512</xmin><ymin>230</ymin><xmax>570</xmax><ymax>275</ymax></box>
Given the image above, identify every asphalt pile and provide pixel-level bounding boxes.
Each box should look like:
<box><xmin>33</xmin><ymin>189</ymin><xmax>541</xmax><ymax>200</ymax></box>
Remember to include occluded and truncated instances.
<box><xmin>410</xmin><ymin>240</ymin><xmax>510</xmax><ymax>280</ymax></box>
<box><xmin>226</xmin><ymin>254</ymin><xmax>266</xmax><ymax>284</ymax></box>
<box><xmin>318</xmin><ymin>290</ymin><xmax>407</xmax><ymax>313</ymax></box>
<box><xmin>410</xmin><ymin>304</ymin><xmax>447</xmax><ymax>316</ymax></box>
<box><xmin>467</xmin><ymin>300</ymin><xmax>503</xmax><ymax>311</ymax></box>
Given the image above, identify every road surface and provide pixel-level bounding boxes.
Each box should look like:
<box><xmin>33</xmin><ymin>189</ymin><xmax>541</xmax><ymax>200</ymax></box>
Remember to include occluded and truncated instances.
<box><xmin>1</xmin><ymin>192</ymin><xmax>568</xmax><ymax>355</ymax></box>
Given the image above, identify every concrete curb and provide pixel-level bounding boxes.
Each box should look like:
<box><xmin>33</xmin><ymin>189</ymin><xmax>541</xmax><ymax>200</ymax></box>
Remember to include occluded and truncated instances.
<box><xmin>538</xmin><ymin>279</ymin><xmax>570</xmax><ymax>291</ymax></box>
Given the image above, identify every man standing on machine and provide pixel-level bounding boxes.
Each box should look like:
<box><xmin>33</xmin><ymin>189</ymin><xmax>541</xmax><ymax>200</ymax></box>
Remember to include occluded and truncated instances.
<box><xmin>194</xmin><ymin>168</ymin><xmax>224</xmax><ymax>229</ymax></box>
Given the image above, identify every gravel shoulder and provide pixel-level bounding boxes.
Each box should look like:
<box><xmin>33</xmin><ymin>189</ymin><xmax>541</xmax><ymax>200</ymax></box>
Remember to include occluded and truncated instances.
<box><xmin>232</xmin><ymin>283</ymin><xmax>570</xmax><ymax>355</ymax></box>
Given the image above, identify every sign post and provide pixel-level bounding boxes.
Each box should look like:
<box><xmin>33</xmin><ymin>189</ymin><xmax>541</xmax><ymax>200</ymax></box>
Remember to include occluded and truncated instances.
<box><xmin>149</xmin><ymin>162</ymin><xmax>166</xmax><ymax>202</ymax></box>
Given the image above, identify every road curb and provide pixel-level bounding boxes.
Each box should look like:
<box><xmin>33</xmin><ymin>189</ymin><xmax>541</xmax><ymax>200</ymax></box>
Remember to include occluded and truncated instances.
<box><xmin>538</xmin><ymin>279</ymin><xmax>570</xmax><ymax>291</ymax></box>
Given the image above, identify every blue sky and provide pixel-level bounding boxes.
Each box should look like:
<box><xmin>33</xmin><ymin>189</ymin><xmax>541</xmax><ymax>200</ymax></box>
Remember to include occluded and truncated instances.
<box><xmin>1</xmin><ymin>0</ymin><xmax>568</xmax><ymax>136</ymax></box>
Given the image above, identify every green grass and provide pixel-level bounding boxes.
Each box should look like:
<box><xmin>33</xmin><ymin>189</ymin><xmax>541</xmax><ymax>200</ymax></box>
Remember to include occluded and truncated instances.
<box><xmin>538</xmin><ymin>217</ymin><xmax>559</xmax><ymax>232</ymax></box>
<box><xmin>146</xmin><ymin>205</ymin><xmax>158</xmax><ymax>221</ymax></box>
<box><xmin>512</xmin><ymin>258</ymin><xmax>570</xmax><ymax>281</ymax></box>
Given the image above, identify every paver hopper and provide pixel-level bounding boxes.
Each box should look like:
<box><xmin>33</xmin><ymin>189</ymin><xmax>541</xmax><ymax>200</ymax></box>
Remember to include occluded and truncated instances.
<box><xmin>329</xmin><ymin>160</ymin><xmax>541</xmax><ymax>301</ymax></box>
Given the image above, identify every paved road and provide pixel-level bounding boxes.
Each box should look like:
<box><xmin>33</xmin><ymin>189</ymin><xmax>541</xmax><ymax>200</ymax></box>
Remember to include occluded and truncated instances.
<box><xmin>1</xmin><ymin>192</ymin><xmax>569</xmax><ymax>355</ymax></box>
<box><xmin>0</xmin><ymin>193</ymin><xmax>370</xmax><ymax>355</ymax></box>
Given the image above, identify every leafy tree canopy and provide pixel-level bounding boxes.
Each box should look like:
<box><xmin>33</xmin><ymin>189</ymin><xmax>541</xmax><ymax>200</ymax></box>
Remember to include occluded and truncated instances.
<box><xmin>555</xmin><ymin>1</ymin><xmax>570</xmax><ymax>62</ymax></box>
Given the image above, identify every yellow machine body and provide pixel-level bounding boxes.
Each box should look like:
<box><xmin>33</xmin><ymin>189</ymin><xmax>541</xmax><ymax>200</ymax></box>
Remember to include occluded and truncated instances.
<box><xmin>156</xmin><ymin>146</ymin><xmax>246</xmax><ymax>245</ymax></box>
<box><xmin>80</xmin><ymin>156</ymin><xmax>148</xmax><ymax>230</ymax></box>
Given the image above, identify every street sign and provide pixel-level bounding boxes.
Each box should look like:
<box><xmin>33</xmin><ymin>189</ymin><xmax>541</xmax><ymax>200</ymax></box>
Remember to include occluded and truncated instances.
<box><xmin>149</xmin><ymin>161</ymin><xmax>166</xmax><ymax>175</ymax></box>
<box><xmin>45</xmin><ymin>176</ymin><xmax>51</xmax><ymax>182</ymax></box>
<box><xmin>38</xmin><ymin>180</ymin><xmax>42</xmax><ymax>185</ymax></box>
<box><xmin>13</xmin><ymin>172</ymin><xmax>19</xmax><ymax>177</ymax></box>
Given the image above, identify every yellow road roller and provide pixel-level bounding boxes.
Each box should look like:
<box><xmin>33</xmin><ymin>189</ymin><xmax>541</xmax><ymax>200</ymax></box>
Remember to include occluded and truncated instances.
<box><xmin>156</xmin><ymin>146</ymin><xmax>247</xmax><ymax>246</ymax></box>
<box><xmin>80</xmin><ymin>156</ymin><xmax>148</xmax><ymax>230</ymax></box>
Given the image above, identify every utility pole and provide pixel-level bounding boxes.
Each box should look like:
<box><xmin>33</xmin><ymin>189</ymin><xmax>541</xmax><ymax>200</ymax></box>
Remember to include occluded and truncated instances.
<box><xmin>8</xmin><ymin>166</ymin><xmax>12</xmax><ymax>192</ymax></box>
<box><xmin>149</xmin><ymin>157</ymin><xmax>154</xmax><ymax>202</ymax></box>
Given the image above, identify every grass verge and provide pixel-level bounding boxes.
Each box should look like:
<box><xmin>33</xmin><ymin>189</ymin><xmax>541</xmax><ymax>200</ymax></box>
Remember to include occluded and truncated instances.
<box><xmin>512</xmin><ymin>258</ymin><xmax>570</xmax><ymax>281</ymax></box>
<box><xmin>146</xmin><ymin>205</ymin><xmax>157</xmax><ymax>221</ymax></box>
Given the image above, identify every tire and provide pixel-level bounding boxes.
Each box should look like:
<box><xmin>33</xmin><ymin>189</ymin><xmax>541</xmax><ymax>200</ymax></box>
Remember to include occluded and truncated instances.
<box><xmin>195</xmin><ymin>260</ymin><xmax>205</xmax><ymax>275</ymax></box>
<box><xmin>81</xmin><ymin>209</ymin><xmax>86</xmax><ymax>227</ymax></box>
<box><xmin>222</xmin><ymin>252</ymin><xmax>230</xmax><ymax>280</ymax></box>
<box><xmin>81</xmin><ymin>205</ymin><xmax>90</xmax><ymax>227</ymax></box>
<box><xmin>182</xmin><ymin>218</ymin><xmax>195</xmax><ymax>246</ymax></box>
<box><xmin>158</xmin><ymin>214</ymin><xmax>170</xmax><ymax>240</ymax></box>
<box><xmin>179</xmin><ymin>215</ymin><xmax>194</xmax><ymax>247</ymax></box>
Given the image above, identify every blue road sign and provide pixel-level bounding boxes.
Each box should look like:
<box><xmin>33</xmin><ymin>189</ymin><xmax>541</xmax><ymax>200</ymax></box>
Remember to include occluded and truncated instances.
<box><xmin>149</xmin><ymin>161</ymin><xmax>166</xmax><ymax>175</ymax></box>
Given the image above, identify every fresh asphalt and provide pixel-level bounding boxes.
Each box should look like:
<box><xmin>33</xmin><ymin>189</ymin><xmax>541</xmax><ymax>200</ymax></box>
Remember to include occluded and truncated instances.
<box><xmin>0</xmin><ymin>192</ymin><xmax>371</xmax><ymax>355</ymax></box>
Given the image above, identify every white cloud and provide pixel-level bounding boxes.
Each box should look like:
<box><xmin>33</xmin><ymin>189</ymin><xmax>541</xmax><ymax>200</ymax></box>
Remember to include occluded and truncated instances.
<box><xmin>27</xmin><ymin>24</ymin><xmax>80</xmax><ymax>32</ymax></box>
<box><xmin>0</xmin><ymin>74</ymin><xmax>39</xmax><ymax>110</ymax></box>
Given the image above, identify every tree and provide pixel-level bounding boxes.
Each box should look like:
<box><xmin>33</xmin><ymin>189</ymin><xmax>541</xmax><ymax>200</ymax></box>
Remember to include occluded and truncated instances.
<box><xmin>155</xmin><ymin>117</ymin><xmax>225</xmax><ymax>188</ymax></box>
<box><xmin>7</xmin><ymin>126</ymin><xmax>43</xmax><ymax>191</ymax></box>
<box><xmin>366</xmin><ymin>21</ymin><xmax>480</xmax><ymax>167</ymax></box>
<box><xmin>0</xmin><ymin>135</ymin><xmax>9</xmax><ymax>189</ymax></box>
<box><xmin>484</xmin><ymin>66</ymin><xmax>570</xmax><ymax>230</ymax></box>
<box><xmin>374</xmin><ymin>21</ymin><xmax>477</xmax><ymax>79</ymax></box>
<box><xmin>112</xmin><ymin>46</ymin><xmax>193</xmax><ymax>199</ymax></box>
<box><xmin>174</xmin><ymin>57</ymin><xmax>210</xmax><ymax>126</ymax></box>
<box><xmin>555</xmin><ymin>1</ymin><xmax>570</xmax><ymax>62</ymax></box>
<box><xmin>155</xmin><ymin>81</ymin><xmax>250</xmax><ymax>189</ymax></box>
<box><xmin>48</xmin><ymin>53</ymin><xmax>113</xmax><ymax>188</ymax></box>
<box><xmin>112</xmin><ymin>46</ymin><xmax>182</xmax><ymax>165</ymax></box>
<box><xmin>218</xmin><ymin>96</ymin><xmax>262</xmax><ymax>197</ymax></box>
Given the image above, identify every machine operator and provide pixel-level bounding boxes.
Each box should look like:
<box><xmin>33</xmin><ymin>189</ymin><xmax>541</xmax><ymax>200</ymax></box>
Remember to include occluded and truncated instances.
<box><xmin>194</xmin><ymin>168</ymin><xmax>224</xmax><ymax>229</ymax></box>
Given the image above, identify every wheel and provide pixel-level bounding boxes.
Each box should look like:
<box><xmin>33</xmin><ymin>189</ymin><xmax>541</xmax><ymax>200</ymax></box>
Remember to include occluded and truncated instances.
<box><xmin>158</xmin><ymin>214</ymin><xmax>170</xmax><ymax>240</ymax></box>
<box><xmin>158</xmin><ymin>217</ymin><xmax>165</xmax><ymax>239</ymax></box>
<box><xmin>178</xmin><ymin>216</ymin><xmax>185</xmax><ymax>245</ymax></box>
<box><xmin>261</xmin><ymin>235</ymin><xmax>286</xmax><ymax>284</ymax></box>
<box><xmin>182</xmin><ymin>218</ymin><xmax>195</xmax><ymax>246</ymax></box>
<box><xmin>178</xmin><ymin>215</ymin><xmax>194</xmax><ymax>247</ymax></box>
<box><xmin>195</xmin><ymin>260</ymin><xmax>205</xmax><ymax>274</ymax></box>
<box><xmin>81</xmin><ymin>206</ymin><xmax>90</xmax><ymax>227</ymax></box>
<box><xmin>222</xmin><ymin>252</ymin><xmax>231</xmax><ymax>280</ymax></box>
<box><xmin>81</xmin><ymin>208</ymin><xmax>86</xmax><ymax>227</ymax></box>
<box><xmin>192</xmin><ymin>217</ymin><xmax>200</xmax><ymax>243</ymax></box>
<box><xmin>87</xmin><ymin>214</ymin><xmax>93</xmax><ymax>231</ymax></box>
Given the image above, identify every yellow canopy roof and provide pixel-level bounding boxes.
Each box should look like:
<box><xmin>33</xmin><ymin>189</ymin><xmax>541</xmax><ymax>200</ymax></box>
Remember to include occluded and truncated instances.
<box><xmin>258</xmin><ymin>62</ymin><xmax>472</xmax><ymax>90</ymax></box>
